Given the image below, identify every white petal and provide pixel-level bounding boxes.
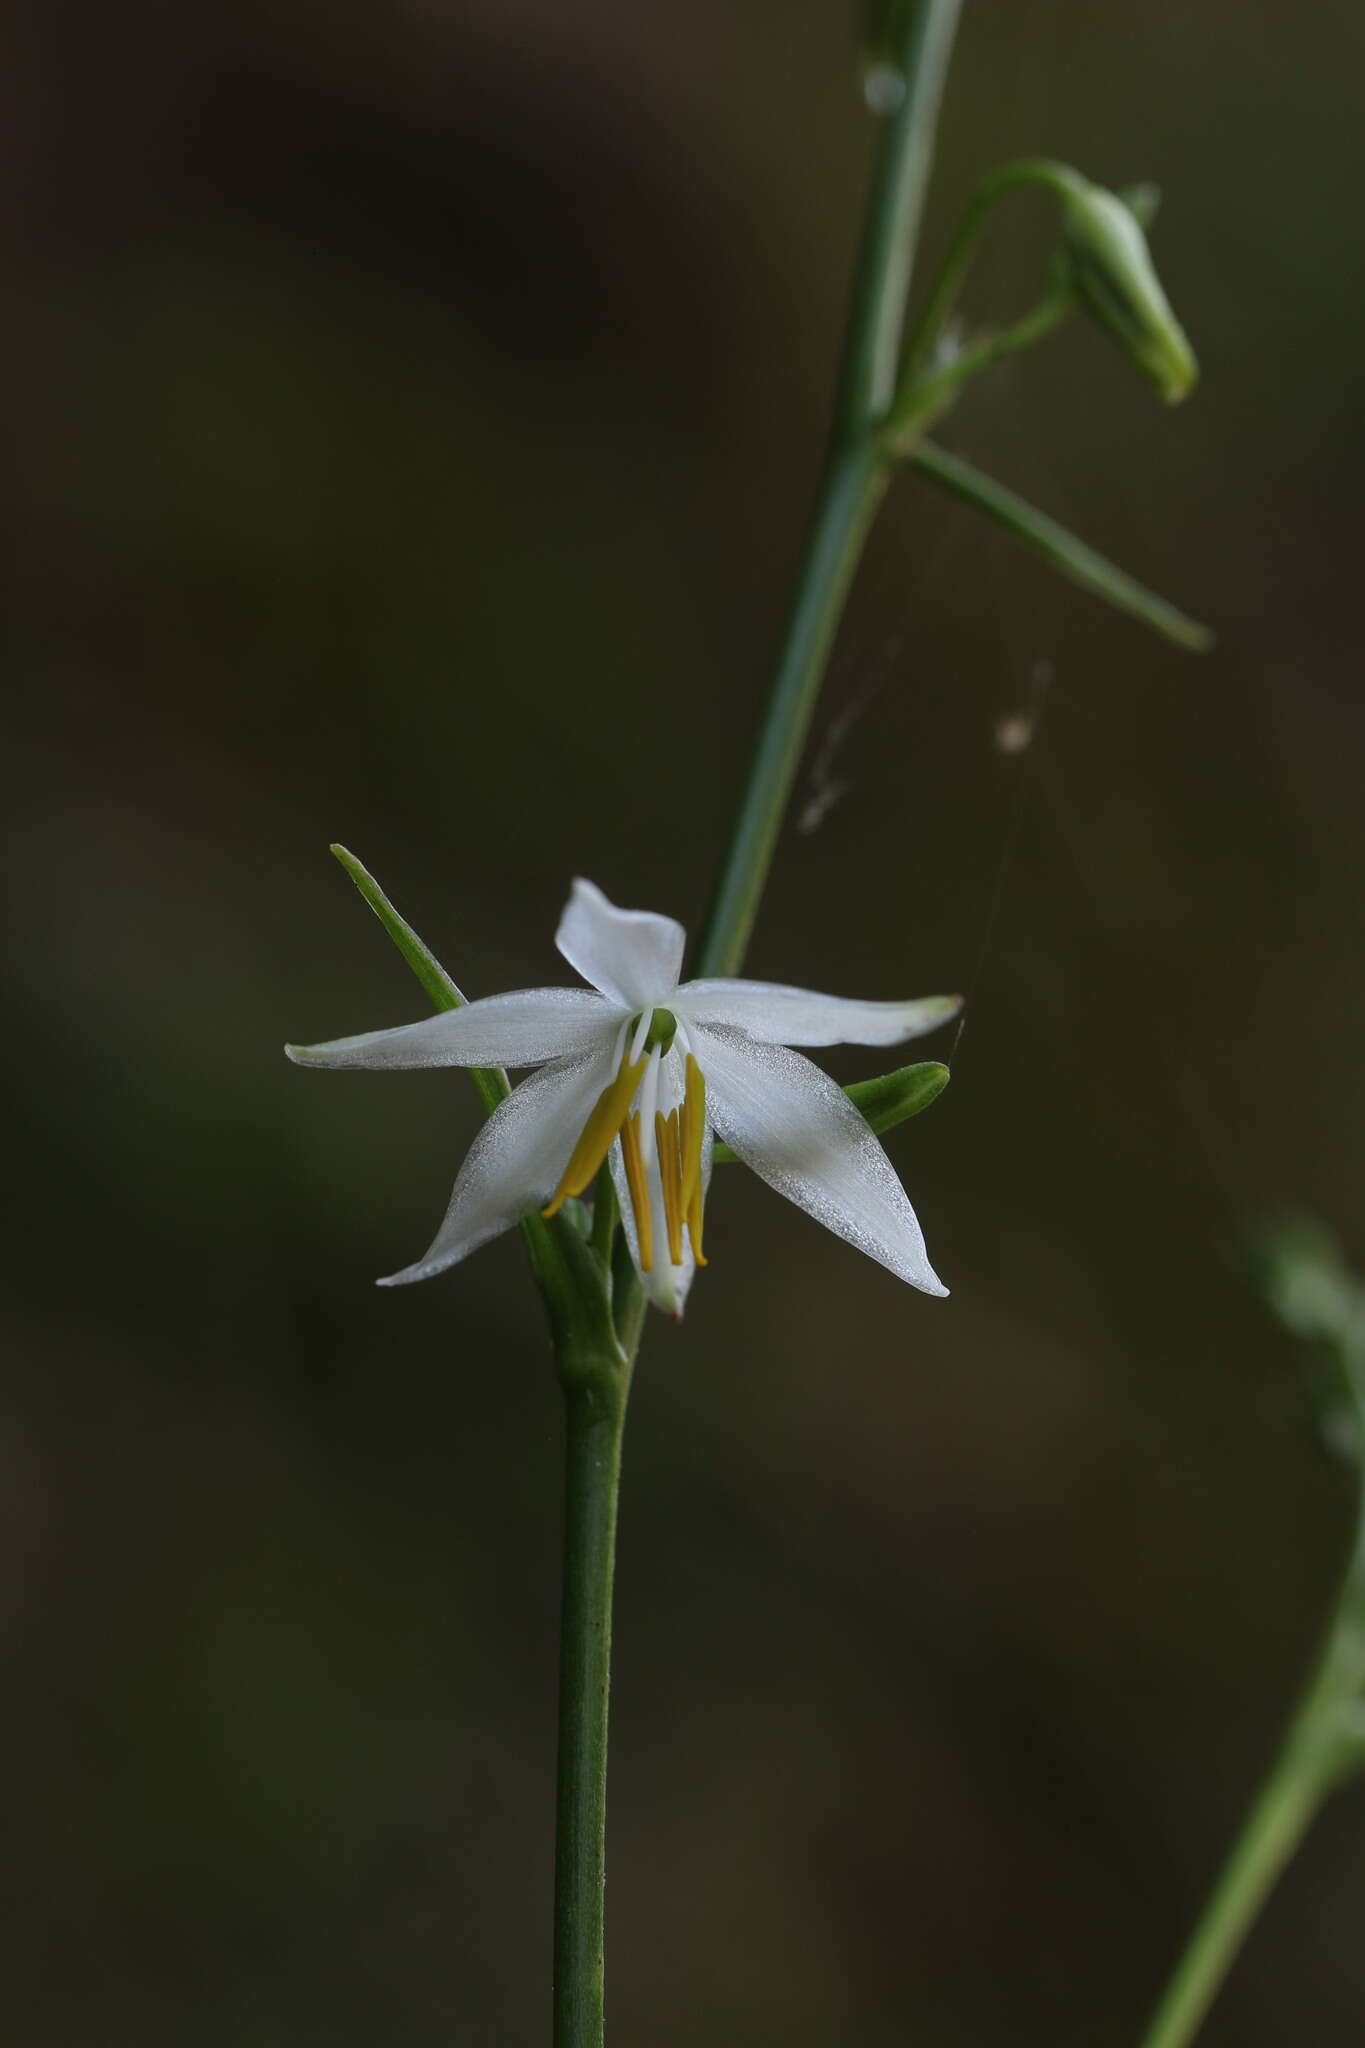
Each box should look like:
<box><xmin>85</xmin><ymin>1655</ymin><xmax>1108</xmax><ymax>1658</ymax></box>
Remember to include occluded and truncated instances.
<box><xmin>379</xmin><ymin>1044</ymin><xmax>614</xmax><ymax>1285</ymax></box>
<box><xmin>677</xmin><ymin>979</ymin><xmax>961</xmax><ymax>1048</ymax></box>
<box><xmin>608</xmin><ymin>1046</ymin><xmax>711</xmax><ymax>1319</ymax></box>
<box><xmin>555</xmin><ymin>878</ymin><xmax>685</xmax><ymax>1009</ymax></box>
<box><xmin>286</xmin><ymin>987</ymin><xmax>616</xmax><ymax>1071</ymax></box>
<box><xmin>694</xmin><ymin>1025</ymin><xmax>947</xmax><ymax>1296</ymax></box>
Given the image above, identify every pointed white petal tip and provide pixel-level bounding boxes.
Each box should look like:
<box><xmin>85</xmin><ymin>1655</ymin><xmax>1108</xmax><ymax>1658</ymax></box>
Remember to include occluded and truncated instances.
<box><xmin>694</xmin><ymin>1027</ymin><xmax>950</xmax><ymax>1297</ymax></box>
<box><xmin>367</xmin><ymin>1048</ymin><xmax>614</xmax><ymax>1291</ymax></box>
<box><xmin>283</xmin><ymin>991</ymin><xmax>615</xmax><ymax>1072</ymax></box>
<box><xmin>677</xmin><ymin>982</ymin><xmax>964</xmax><ymax>1049</ymax></box>
<box><xmin>555</xmin><ymin>877</ymin><xmax>685</xmax><ymax>1010</ymax></box>
<box><xmin>652</xmin><ymin>1281</ymin><xmax>688</xmax><ymax>1323</ymax></box>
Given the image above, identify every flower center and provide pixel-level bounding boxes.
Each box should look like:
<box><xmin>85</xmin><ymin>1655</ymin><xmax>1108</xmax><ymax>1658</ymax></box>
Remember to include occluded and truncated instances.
<box><xmin>541</xmin><ymin>1011</ymin><xmax>707</xmax><ymax>1276</ymax></box>
<box><xmin>641</xmin><ymin>1006</ymin><xmax>676</xmax><ymax>1055</ymax></box>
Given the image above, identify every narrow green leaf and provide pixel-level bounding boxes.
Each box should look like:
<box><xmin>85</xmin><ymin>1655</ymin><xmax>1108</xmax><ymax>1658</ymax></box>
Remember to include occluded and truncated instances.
<box><xmin>913</xmin><ymin>440</ymin><xmax>1212</xmax><ymax>651</ymax></box>
<box><xmin>713</xmin><ymin>1060</ymin><xmax>949</xmax><ymax>1165</ymax></box>
<box><xmin>328</xmin><ymin>846</ymin><xmax>621</xmax><ymax>1357</ymax></box>
<box><xmin>329</xmin><ymin>843</ymin><xmax>509</xmax><ymax>1116</ymax></box>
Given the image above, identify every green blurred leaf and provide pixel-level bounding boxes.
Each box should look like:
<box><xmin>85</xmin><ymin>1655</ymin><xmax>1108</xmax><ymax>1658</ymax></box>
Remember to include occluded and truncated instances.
<box><xmin>713</xmin><ymin>1060</ymin><xmax>949</xmax><ymax>1165</ymax></box>
<box><xmin>1260</xmin><ymin>1216</ymin><xmax>1365</xmax><ymax>1438</ymax></box>
<box><xmin>912</xmin><ymin>441</ymin><xmax>1212</xmax><ymax>651</ymax></box>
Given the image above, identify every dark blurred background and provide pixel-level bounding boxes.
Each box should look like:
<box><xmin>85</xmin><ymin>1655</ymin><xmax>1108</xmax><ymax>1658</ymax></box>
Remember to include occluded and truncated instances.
<box><xmin>6</xmin><ymin>1</ymin><xmax>1364</xmax><ymax>2041</ymax></box>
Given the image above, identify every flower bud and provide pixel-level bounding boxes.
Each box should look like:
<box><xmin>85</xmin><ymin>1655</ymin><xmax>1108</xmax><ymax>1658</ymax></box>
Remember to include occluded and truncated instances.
<box><xmin>1061</xmin><ymin>180</ymin><xmax>1197</xmax><ymax>404</ymax></box>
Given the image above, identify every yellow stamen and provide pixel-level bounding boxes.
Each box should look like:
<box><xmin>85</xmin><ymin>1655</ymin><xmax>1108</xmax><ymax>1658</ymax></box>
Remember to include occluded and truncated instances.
<box><xmin>687</xmin><ymin>1188</ymin><xmax>706</xmax><ymax>1265</ymax></box>
<box><xmin>619</xmin><ymin>1111</ymin><xmax>653</xmax><ymax>1272</ymax></box>
<box><xmin>682</xmin><ymin>1054</ymin><xmax>708</xmax><ymax>1265</ymax></box>
<box><xmin>541</xmin><ymin>1056</ymin><xmax>645</xmax><ymax>1217</ymax></box>
<box><xmin>680</xmin><ymin>1056</ymin><xmax>705</xmax><ymax>1210</ymax></box>
<box><xmin>655</xmin><ymin>1108</ymin><xmax>685</xmax><ymax>1267</ymax></box>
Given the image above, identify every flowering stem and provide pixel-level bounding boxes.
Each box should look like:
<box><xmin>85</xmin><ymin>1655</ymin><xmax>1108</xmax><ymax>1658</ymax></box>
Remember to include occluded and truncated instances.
<box><xmin>554</xmin><ymin>1368</ymin><xmax>630</xmax><ymax>2048</ymax></box>
<box><xmin>550</xmin><ymin>7</ymin><xmax>964</xmax><ymax>2032</ymax></box>
<box><xmin>696</xmin><ymin>0</ymin><xmax>962</xmax><ymax>981</ymax></box>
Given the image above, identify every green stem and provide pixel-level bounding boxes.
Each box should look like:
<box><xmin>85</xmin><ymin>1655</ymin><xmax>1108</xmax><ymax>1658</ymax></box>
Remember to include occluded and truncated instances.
<box><xmin>554</xmin><ymin>1374</ymin><xmax>629</xmax><ymax>2048</ymax></box>
<box><xmin>840</xmin><ymin>0</ymin><xmax>965</xmax><ymax>434</ymax></box>
<box><xmin>1138</xmin><ymin>1634</ymin><xmax>1363</xmax><ymax>2048</ymax></box>
<box><xmin>697</xmin><ymin>440</ymin><xmax>889</xmax><ymax>978</ymax></box>
<box><xmin>696</xmin><ymin>0</ymin><xmax>963</xmax><ymax>981</ymax></box>
<box><xmin>1142</xmin><ymin>1238</ymin><xmax>1365</xmax><ymax>2048</ymax></box>
<box><xmin>1138</xmin><ymin>1755</ymin><xmax>1319</xmax><ymax>2046</ymax></box>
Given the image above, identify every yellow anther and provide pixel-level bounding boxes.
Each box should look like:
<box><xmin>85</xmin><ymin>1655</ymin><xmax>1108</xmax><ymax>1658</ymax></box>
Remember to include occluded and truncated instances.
<box><xmin>655</xmin><ymin>1108</ymin><xmax>685</xmax><ymax>1267</ymax></box>
<box><xmin>619</xmin><ymin>1111</ymin><xmax>653</xmax><ymax>1272</ymax></box>
<box><xmin>541</xmin><ymin>1056</ymin><xmax>645</xmax><ymax>1217</ymax></box>
<box><xmin>680</xmin><ymin>1055</ymin><xmax>705</xmax><ymax>1211</ymax></box>
<box><xmin>687</xmin><ymin>1187</ymin><xmax>707</xmax><ymax>1267</ymax></box>
<box><xmin>682</xmin><ymin>1054</ymin><xmax>708</xmax><ymax>1265</ymax></box>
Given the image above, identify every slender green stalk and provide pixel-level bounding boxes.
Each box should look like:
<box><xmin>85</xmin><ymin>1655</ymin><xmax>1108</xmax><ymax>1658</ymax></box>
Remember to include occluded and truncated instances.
<box><xmin>840</xmin><ymin>0</ymin><xmax>965</xmax><ymax>434</ymax></box>
<box><xmin>899</xmin><ymin>156</ymin><xmax>1081</xmax><ymax>383</ymax></box>
<box><xmin>696</xmin><ymin>0</ymin><xmax>963</xmax><ymax>981</ymax></box>
<box><xmin>697</xmin><ymin>440</ymin><xmax>889</xmax><ymax>978</ymax></box>
<box><xmin>1140</xmin><ymin>1228</ymin><xmax>1365</xmax><ymax>2048</ymax></box>
<box><xmin>554</xmin><ymin>1375</ymin><xmax>629</xmax><ymax>2048</ymax></box>
<box><xmin>1137</xmin><ymin>1647</ymin><xmax>1351</xmax><ymax>2048</ymax></box>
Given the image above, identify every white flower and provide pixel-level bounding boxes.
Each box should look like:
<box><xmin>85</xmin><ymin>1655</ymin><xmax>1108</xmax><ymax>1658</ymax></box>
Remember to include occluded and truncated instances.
<box><xmin>287</xmin><ymin>879</ymin><xmax>960</xmax><ymax>1318</ymax></box>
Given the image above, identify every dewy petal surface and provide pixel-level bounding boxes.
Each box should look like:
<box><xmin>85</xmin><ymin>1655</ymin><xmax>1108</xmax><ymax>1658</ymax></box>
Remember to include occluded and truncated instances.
<box><xmin>379</xmin><ymin>1043</ymin><xmax>615</xmax><ymax>1285</ymax></box>
<box><xmin>694</xmin><ymin>1024</ymin><xmax>947</xmax><ymax>1296</ymax></box>
<box><xmin>678</xmin><ymin>980</ymin><xmax>961</xmax><ymax>1048</ymax></box>
<box><xmin>555</xmin><ymin>878</ymin><xmax>685</xmax><ymax>1010</ymax></box>
<box><xmin>286</xmin><ymin>987</ymin><xmax>617</xmax><ymax>1072</ymax></box>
